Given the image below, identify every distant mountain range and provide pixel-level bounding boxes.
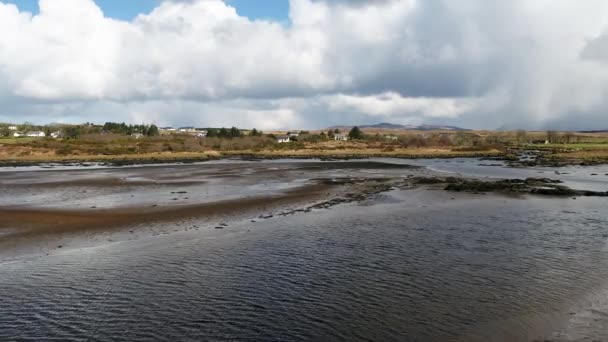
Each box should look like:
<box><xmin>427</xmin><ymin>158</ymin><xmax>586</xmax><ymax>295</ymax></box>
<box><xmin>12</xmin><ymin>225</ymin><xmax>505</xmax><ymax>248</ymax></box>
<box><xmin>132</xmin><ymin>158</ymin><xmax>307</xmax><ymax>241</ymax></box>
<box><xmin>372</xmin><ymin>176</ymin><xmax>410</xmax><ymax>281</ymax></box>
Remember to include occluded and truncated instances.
<box><xmin>327</xmin><ymin>123</ymin><xmax>469</xmax><ymax>131</ymax></box>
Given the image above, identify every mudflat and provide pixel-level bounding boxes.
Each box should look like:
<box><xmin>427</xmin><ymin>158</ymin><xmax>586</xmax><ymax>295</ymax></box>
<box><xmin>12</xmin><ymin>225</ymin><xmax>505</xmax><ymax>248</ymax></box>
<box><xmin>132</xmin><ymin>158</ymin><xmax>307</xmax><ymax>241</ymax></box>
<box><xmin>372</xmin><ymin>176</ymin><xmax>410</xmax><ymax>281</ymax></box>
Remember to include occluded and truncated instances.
<box><xmin>0</xmin><ymin>160</ymin><xmax>427</xmax><ymax>258</ymax></box>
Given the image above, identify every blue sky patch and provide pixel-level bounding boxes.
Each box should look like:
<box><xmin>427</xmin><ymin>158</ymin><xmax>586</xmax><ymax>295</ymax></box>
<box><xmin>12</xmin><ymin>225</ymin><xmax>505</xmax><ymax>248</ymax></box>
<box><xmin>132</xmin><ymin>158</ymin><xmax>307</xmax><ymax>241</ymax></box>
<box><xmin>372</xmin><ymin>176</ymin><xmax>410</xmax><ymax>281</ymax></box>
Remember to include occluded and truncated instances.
<box><xmin>1</xmin><ymin>0</ymin><xmax>290</xmax><ymax>21</ymax></box>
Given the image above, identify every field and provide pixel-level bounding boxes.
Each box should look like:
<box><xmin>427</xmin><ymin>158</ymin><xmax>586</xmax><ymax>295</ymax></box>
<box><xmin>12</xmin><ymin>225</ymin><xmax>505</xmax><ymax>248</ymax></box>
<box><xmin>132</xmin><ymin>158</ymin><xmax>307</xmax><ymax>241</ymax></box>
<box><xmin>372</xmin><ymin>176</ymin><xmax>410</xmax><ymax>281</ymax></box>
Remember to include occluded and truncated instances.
<box><xmin>1</xmin><ymin>130</ymin><xmax>608</xmax><ymax>165</ymax></box>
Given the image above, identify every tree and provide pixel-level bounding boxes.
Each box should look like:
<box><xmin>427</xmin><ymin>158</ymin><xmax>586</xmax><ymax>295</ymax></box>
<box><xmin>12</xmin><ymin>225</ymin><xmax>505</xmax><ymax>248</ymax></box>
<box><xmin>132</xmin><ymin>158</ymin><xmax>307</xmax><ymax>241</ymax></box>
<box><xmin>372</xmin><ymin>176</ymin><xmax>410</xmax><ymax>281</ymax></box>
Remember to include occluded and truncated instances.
<box><xmin>218</xmin><ymin>127</ymin><xmax>229</xmax><ymax>138</ymax></box>
<box><xmin>348</xmin><ymin>126</ymin><xmax>364</xmax><ymax>140</ymax></box>
<box><xmin>251</xmin><ymin>128</ymin><xmax>259</xmax><ymax>136</ymax></box>
<box><xmin>334</xmin><ymin>128</ymin><xmax>340</xmax><ymax>134</ymax></box>
<box><xmin>147</xmin><ymin>124</ymin><xmax>159</xmax><ymax>136</ymax></box>
<box><xmin>207</xmin><ymin>128</ymin><xmax>218</xmax><ymax>137</ymax></box>
<box><xmin>64</xmin><ymin>126</ymin><xmax>81</xmax><ymax>139</ymax></box>
<box><xmin>0</xmin><ymin>126</ymin><xmax>9</xmax><ymax>137</ymax></box>
<box><xmin>230</xmin><ymin>126</ymin><xmax>241</xmax><ymax>137</ymax></box>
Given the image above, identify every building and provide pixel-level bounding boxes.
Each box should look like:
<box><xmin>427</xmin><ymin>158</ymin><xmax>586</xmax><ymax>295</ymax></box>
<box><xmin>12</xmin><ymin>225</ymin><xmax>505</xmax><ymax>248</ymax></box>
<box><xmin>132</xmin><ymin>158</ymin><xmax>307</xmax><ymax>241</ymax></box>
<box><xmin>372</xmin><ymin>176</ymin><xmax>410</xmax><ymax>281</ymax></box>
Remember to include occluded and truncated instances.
<box><xmin>196</xmin><ymin>131</ymin><xmax>207</xmax><ymax>138</ymax></box>
<box><xmin>50</xmin><ymin>131</ymin><xmax>63</xmax><ymax>138</ymax></box>
<box><xmin>8</xmin><ymin>126</ymin><xmax>17</xmax><ymax>131</ymax></box>
<box><xmin>334</xmin><ymin>134</ymin><xmax>349</xmax><ymax>141</ymax></box>
<box><xmin>385</xmin><ymin>135</ymin><xmax>399</xmax><ymax>141</ymax></box>
<box><xmin>26</xmin><ymin>131</ymin><xmax>46</xmax><ymax>137</ymax></box>
<box><xmin>160</xmin><ymin>127</ymin><xmax>176</xmax><ymax>131</ymax></box>
<box><xmin>277</xmin><ymin>136</ymin><xmax>291</xmax><ymax>143</ymax></box>
<box><xmin>131</xmin><ymin>133</ymin><xmax>144</xmax><ymax>139</ymax></box>
<box><xmin>178</xmin><ymin>127</ymin><xmax>196</xmax><ymax>133</ymax></box>
<box><xmin>287</xmin><ymin>131</ymin><xmax>300</xmax><ymax>137</ymax></box>
<box><xmin>13</xmin><ymin>132</ymin><xmax>23</xmax><ymax>137</ymax></box>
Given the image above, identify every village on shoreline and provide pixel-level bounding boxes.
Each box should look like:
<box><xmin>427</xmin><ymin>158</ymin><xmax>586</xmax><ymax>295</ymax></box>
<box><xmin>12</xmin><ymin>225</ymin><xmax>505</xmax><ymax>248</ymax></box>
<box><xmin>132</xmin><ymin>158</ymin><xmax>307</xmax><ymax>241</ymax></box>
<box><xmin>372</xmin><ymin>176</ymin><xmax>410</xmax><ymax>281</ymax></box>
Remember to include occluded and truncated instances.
<box><xmin>1</xmin><ymin>121</ymin><xmax>608</xmax><ymax>167</ymax></box>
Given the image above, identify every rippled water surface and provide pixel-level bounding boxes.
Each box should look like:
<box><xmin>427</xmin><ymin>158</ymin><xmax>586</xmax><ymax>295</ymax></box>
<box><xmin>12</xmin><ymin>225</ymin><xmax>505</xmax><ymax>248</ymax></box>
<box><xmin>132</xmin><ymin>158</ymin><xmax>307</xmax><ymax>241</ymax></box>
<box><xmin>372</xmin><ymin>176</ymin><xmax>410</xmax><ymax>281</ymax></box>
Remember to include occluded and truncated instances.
<box><xmin>2</xmin><ymin>189</ymin><xmax>608</xmax><ymax>341</ymax></box>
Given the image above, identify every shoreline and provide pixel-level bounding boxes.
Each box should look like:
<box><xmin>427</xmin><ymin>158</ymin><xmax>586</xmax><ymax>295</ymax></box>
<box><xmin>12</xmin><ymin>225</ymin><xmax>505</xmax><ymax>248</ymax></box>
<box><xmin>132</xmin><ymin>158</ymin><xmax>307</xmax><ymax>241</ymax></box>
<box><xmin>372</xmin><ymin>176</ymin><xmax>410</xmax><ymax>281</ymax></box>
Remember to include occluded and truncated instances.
<box><xmin>1</xmin><ymin>150</ymin><xmax>606</xmax><ymax>168</ymax></box>
<box><xmin>0</xmin><ymin>149</ymin><xmax>505</xmax><ymax>168</ymax></box>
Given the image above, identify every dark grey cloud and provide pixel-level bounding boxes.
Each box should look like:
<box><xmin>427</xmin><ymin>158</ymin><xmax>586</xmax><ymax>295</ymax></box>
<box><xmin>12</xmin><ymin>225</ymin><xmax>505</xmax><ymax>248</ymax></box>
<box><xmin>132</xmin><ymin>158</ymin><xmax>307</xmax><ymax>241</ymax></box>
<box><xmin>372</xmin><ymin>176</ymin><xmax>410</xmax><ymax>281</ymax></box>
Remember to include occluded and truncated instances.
<box><xmin>581</xmin><ymin>34</ymin><xmax>608</xmax><ymax>63</ymax></box>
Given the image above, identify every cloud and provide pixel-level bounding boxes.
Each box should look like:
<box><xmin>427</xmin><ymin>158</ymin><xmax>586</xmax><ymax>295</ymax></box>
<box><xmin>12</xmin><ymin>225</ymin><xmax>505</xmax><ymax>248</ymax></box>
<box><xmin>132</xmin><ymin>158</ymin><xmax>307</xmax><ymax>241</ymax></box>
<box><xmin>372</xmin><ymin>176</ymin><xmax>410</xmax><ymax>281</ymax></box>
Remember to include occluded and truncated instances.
<box><xmin>326</xmin><ymin>92</ymin><xmax>474</xmax><ymax>118</ymax></box>
<box><xmin>1</xmin><ymin>0</ymin><xmax>608</xmax><ymax>129</ymax></box>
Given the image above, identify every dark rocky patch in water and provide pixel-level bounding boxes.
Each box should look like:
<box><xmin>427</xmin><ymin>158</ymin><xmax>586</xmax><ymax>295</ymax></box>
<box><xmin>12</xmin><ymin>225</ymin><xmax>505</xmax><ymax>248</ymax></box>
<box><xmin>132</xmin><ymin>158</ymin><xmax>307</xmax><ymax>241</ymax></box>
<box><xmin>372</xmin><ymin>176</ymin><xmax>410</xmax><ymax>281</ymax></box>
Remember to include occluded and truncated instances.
<box><xmin>411</xmin><ymin>176</ymin><xmax>608</xmax><ymax>197</ymax></box>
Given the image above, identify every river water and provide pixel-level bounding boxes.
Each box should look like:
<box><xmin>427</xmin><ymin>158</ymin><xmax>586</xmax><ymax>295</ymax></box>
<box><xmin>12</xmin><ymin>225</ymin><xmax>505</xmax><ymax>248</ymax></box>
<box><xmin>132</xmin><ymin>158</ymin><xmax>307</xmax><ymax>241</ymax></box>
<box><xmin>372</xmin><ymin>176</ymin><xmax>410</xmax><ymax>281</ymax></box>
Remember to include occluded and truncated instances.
<box><xmin>1</xmin><ymin>159</ymin><xmax>608</xmax><ymax>341</ymax></box>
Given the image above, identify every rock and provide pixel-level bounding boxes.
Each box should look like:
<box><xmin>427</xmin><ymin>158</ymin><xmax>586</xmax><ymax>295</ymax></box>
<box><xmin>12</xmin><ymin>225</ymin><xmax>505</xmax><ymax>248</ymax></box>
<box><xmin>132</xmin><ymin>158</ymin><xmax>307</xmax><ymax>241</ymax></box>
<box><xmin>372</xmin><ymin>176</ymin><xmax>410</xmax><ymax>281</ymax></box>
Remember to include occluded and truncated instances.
<box><xmin>530</xmin><ymin>187</ymin><xmax>576</xmax><ymax>196</ymax></box>
<box><xmin>524</xmin><ymin>177</ymin><xmax>561</xmax><ymax>184</ymax></box>
<box><xmin>415</xmin><ymin>177</ymin><xmax>446</xmax><ymax>184</ymax></box>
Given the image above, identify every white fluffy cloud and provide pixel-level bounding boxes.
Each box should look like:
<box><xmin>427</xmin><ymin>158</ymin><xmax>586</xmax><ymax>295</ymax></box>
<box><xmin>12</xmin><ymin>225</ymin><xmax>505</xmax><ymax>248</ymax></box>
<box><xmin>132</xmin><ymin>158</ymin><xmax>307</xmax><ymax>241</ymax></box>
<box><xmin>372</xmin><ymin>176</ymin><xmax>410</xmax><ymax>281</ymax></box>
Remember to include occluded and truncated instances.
<box><xmin>1</xmin><ymin>0</ymin><xmax>608</xmax><ymax>129</ymax></box>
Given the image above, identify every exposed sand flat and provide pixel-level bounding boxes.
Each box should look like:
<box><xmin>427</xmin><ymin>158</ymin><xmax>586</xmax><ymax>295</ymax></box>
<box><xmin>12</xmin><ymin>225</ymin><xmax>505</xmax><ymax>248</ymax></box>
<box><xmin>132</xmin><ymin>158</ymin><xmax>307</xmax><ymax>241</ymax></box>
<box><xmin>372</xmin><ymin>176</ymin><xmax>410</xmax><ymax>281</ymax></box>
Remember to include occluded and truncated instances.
<box><xmin>0</xmin><ymin>182</ymin><xmax>334</xmax><ymax>252</ymax></box>
<box><xmin>0</xmin><ymin>160</ymin><xmax>428</xmax><ymax>259</ymax></box>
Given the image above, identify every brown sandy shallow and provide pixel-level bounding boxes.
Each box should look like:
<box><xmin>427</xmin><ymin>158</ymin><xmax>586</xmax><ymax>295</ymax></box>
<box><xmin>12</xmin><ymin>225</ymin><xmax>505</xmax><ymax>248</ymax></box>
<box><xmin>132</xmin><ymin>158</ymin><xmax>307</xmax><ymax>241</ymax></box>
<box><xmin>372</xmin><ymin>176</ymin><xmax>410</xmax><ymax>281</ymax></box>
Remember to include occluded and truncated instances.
<box><xmin>1</xmin><ymin>177</ymin><xmax>208</xmax><ymax>188</ymax></box>
<box><xmin>0</xmin><ymin>183</ymin><xmax>335</xmax><ymax>255</ymax></box>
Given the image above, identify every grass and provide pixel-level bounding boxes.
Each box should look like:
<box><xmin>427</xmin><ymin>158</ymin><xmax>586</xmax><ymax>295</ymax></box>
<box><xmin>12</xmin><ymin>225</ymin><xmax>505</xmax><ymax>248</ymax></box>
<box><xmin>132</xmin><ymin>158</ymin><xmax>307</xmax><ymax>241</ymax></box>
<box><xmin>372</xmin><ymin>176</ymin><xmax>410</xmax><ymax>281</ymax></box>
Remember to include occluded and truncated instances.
<box><xmin>0</xmin><ymin>145</ymin><xmax>502</xmax><ymax>164</ymax></box>
<box><xmin>223</xmin><ymin>147</ymin><xmax>503</xmax><ymax>159</ymax></box>
<box><xmin>548</xmin><ymin>150</ymin><xmax>608</xmax><ymax>163</ymax></box>
<box><xmin>527</xmin><ymin>143</ymin><xmax>608</xmax><ymax>150</ymax></box>
<box><xmin>0</xmin><ymin>137</ymin><xmax>35</xmax><ymax>145</ymax></box>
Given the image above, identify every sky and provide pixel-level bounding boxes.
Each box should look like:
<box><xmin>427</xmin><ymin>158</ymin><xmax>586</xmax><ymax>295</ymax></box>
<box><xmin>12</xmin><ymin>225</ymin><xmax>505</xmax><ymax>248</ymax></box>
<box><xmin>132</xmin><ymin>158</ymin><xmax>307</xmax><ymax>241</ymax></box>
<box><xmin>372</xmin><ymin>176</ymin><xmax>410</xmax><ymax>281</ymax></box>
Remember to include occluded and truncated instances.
<box><xmin>1</xmin><ymin>0</ymin><xmax>608</xmax><ymax>130</ymax></box>
<box><xmin>0</xmin><ymin>0</ymin><xmax>290</xmax><ymax>21</ymax></box>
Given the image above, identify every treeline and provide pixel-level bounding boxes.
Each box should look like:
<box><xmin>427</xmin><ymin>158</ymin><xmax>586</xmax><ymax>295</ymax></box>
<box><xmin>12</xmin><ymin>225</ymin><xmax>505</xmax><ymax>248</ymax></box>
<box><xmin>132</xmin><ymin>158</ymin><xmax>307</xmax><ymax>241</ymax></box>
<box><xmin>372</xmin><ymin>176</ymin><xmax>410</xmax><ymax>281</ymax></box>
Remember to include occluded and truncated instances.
<box><xmin>206</xmin><ymin>127</ymin><xmax>263</xmax><ymax>138</ymax></box>
<box><xmin>103</xmin><ymin>122</ymin><xmax>159</xmax><ymax>136</ymax></box>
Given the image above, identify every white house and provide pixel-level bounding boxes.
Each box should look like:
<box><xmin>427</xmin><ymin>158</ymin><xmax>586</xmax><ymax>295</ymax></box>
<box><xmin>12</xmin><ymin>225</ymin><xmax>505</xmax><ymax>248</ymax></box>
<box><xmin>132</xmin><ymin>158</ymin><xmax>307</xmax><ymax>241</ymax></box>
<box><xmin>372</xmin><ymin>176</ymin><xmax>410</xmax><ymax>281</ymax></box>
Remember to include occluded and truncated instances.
<box><xmin>131</xmin><ymin>133</ymin><xmax>144</xmax><ymax>139</ymax></box>
<box><xmin>334</xmin><ymin>134</ymin><xmax>348</xmax><ymax>141</ymax></box>
<box><xmin>178</xmin><ymin>127</ymin><xmax>196</xmax><ymax>133</ymax></box>
<box><xmin>13</xmin><ymin>132</ymin><xmax>24</xmax><ymax>137</ymax></box>
<box><xmin>277</xmin><ymin>136</ymin><xmax>291</xmax><ymax>143</ymax></box>
<box><xmin>8</xmin><ymin>126</ymin><xmax>17</xmax><ymax>131</ymax></box>
<box><xmin>50</xmin><ymin>131</ymin><xmax>63</xmax><ymax>138</ymax></box>
<box><xmin>385</xmin><ymin>135</ymin><xmax>399</xmax><ymax>141</ymax></box>
<box><xmin>287</xmin><ymin>131</ymin><xmax>300</xmax><ymax>137</ymax></box>
<box><xmin>26</xmin><ymin>131</ymin><xmax>46</xmax><ymax>137</ymax></box>
<box><xmin>196</xmin><ymin>131</ymin><xmax>207</xmax><ymax>138</ymax></box>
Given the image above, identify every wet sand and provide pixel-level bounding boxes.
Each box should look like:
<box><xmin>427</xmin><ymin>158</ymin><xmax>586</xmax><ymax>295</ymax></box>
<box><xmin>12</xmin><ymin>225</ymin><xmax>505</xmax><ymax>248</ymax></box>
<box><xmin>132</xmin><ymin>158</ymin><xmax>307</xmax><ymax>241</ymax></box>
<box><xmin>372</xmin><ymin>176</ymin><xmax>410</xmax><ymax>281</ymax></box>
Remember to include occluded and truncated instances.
<box><xmin>0</xmin><ymin>184</ymin><xmax>327</xmax><ymax>238</ymax></box>
<box><xmin>0</xmin><ymin>160</ymin><xmax>422</xmax><ymax>258</ymax></box>
<box><xmin>0</xmin><ymin>184</ymin><xmax>344</xmax><ymax>253</ymax></box>
<box><xmin>1</xmin><ymin>159</ymin><xmax>606</xmax><ymax>260</ymax></box>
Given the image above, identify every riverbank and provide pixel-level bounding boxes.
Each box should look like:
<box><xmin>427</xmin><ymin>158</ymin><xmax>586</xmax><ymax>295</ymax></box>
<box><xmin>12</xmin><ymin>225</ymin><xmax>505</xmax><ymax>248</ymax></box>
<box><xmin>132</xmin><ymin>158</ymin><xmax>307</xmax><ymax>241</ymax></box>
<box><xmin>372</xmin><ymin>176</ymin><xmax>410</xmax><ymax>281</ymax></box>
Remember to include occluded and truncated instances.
<box><xmin>0</xmin><ymin>147</ymin><xmax>506</xmax><ymax>167</ymax></box>
<box><xmin>3</xmin><ymin>146</ymin><xmax>608</xmax><ymax>168</ymax></box>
